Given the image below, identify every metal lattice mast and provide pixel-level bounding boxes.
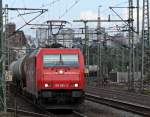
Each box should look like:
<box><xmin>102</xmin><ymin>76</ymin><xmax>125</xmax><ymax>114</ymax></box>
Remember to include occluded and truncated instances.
<box><xmin>84</xmin><ymin>21</ymin><xmax>89</xmax><ymax>77</ymax></box>
<box><xmin>97</xmin><ymin>6</ymin><xmax>103</xmax><ymax>87</ymax></box>
<box><xmin>143</xmin><ymin>0</ymin><xmax>150</xmax><ymax>46</ymax></box>
<box><xmin>4</xmin><ymin>4</ymin><xmax>9</xmax><ymax>70</ymax></box>
<box><xmin>137</xmin><ymin>0</ymin><xmax>140</xmax><ymax>35</ymax></box>
<box><xmin>0</xmin><ymin>0</ymin><xmax>3</xmax><ymax>112</ymax></box>
<box><xmin>128</xmin><ymin>0</ymin><xmax>134</xmax><ymax>90</ymax></box>
<box><xmin>0</xmin><ymin>0</ymin><xmax>2</xmax><ymax>111</ymax></box>
<box><xmin>141</xmin><ymin>0</ymin><xmax>150</xmax><ymax>90</ymax></box>
<box><xmin>0</xmin><ymin>0</ymin><xmax>7</xmax><ymax>112</ymax></box>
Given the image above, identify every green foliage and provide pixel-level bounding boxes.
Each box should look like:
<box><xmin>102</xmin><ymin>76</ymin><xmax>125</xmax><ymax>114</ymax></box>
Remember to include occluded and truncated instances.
<box><xmin>144</xmin><ymin>73</ymin><xmax>150</xmax><ymax>83</ymax></box>
<box><xmin>0</xmin><ymin>79</ymin><xmax>3</xmax><ymax>111</ymax></box>
<box><xmin>89</xmin><ymin>45</ymin><xmax>130</xmax><ymax>73</ymax></box>
<box><xmin>143</xmin><ymin>89</ymin><xmax>150</xmax><ymax>94</ymax></box>
<box><xmin>0</xmin><ymin>79</ymin><xmax>3</xmax><ymax>96</ymax></box>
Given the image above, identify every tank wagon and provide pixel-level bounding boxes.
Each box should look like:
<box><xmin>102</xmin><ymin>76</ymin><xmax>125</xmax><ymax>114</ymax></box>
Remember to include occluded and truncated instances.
<box><xmin>10</xmin><ymin>48</ymin><xmax>85</xmax><ymax>109</ymax></box>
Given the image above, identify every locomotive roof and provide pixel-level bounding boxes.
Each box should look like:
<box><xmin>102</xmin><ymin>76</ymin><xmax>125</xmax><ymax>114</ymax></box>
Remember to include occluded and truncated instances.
<box><xmin>29</xmin><ymin>48</ymin><xmax>81</xmax><ymax>57</ymax></box>
<box><xmin>41</xmin><ymin>48</ymin><xmax>80</xmax><ymax>50</ymax></box>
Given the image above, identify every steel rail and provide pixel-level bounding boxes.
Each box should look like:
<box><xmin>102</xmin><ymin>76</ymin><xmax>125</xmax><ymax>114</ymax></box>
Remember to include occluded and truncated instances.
<box><xmin>9</xmin><ymin>83</ymin><xmax>86</xmax><ymax>117</ymax></box>
<box><xmin>86</xmin><ymin>92</ymin><xmax>150</xmax><ymax>117</ymax></box>
<box><xmin>86</xmin><ymin>87</ymin><xmax>150</xmax><ymax>107</ymax></box>
<box><xmin>87</xmin><ymin>86</ymin><xmax>150</xmax><ymax>98</ymax></box>
<box><xmin>86</xmin><ymin>86</ymin><xmax>150</xmax><ymax>107</ymax></box>
<box><xmin>9</xmin><ymin>83</ymin><xmax>54</xmax><ymax>117</ymax></box>
<box><xmin>8</xmin><ymin>108</ymin><xmax>51</xmax><ymax>117</ymax></box>
<box><xmin>73</xmin><ymin>110</ymin><xmax>87</xmax><ymax>117</ymax></box>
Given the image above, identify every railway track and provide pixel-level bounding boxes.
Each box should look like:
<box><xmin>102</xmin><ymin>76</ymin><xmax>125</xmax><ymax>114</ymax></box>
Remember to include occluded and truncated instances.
<box><xmin>7</xmin><ymin>108</ymin><xmax>86</xmax><ymax>117</ymax></box>
<box><xmin>86</xmin><ymin>86</ymin><xmax>150</xmax><ymax>116</ymax></box>
<box><xmin>86</xmin><ymin>86</ymin><xmax>150</xmax><ymax>106</ymax></box>
<box><xmin>8</xmin><ymin>93</ymin><xmax>55</xmax><ymax>117</ymax></box>
<box><xmin>73</xmin><ymin>110</ymin><xmax>87</xmax><ymax>117</ymax></box>
<box><xmin>8</xmin><ymin>84</ymin><xmax>86</xmax><ymax>117</ymax></box>
<box><xmin>8</xmin><ymin>83</ymin><xmax>54</xmax><ymax>116</ymax></box>
<box><xmin>7</xmin><ymin>96</ymin><xmax>86</xmax><ymax>117</ymax></box>
<box><xmin>8</xmin><ymin>108</ymin><xmax>51</xmax><ymax>117</ymax></box>
<box><xmin>17</xmin><ymin>93</ymin><xmax>87</xmax><ymax>117</ymax></box>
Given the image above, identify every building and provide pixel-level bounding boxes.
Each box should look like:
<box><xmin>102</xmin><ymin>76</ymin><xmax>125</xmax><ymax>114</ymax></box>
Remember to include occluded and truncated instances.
<box><xmin>109</xmin><ymin>72</ymin><xmax>141</xmax><ymax>83</ymax></box>
<box><xmin>5</xmin><ymin>23</ymin><xmax>27</xmax><ymax>62</ymax></box>
<box><xmin>56</xmin><ymin>28</ymin><xmax>74</xmax><ymax>47</ymax></box>
<box><xmin>36</xmin><ymin>28</ymin><xmax>48</xmax><ymax>47</ymax></box>
<box><xmin>5</xmin><ymin>23</ymin><xmax>27</xmax><ymax>48</ymax></box>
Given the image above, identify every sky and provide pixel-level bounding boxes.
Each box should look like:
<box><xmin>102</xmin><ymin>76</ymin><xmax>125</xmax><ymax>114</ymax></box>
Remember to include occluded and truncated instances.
<box><xmin>3</xmin><ymin>0</ymin><xmax>143</xmax><ymax>36</ymax></box>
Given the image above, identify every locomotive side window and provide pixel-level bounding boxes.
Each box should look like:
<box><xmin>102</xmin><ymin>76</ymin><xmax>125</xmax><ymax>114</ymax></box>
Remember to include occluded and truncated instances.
<box><xmin>43</xmin><ymin>54</ymin><xmax>79</xmax><ymax>67</ymax></box>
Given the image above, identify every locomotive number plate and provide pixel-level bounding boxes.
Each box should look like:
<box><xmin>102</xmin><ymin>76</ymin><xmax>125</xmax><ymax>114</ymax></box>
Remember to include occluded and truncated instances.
<box><xmin>54</xmin><ymin>84</ymin><xmax>68</xmax><ymax>87</ymax></box>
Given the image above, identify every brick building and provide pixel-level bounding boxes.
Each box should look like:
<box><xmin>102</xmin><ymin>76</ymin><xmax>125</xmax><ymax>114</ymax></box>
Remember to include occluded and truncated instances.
<box><xmin>5</xmin><ymin>23</ymin><xmax>27</xmax><ymax>63</ymax></box>
<box><xmin>5</xmin><ymin>23</ymin><xmax>27</xmax><ymax>47</ymax></box>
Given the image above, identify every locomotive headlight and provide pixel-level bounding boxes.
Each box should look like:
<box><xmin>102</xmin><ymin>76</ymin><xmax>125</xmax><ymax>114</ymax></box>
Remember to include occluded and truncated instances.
<box><xmin>70</xmin><ymin>83</ymin><xmax>79</xmax><ymax>88</ymax></box>
<box><xmin>74</xmin><ymin>83</ymin><xmax>79</xmax><ymax>87</ymax></box>
<box><xmin>58</xmin><ymin>70</ymin><xmax>64</xmax><ymax>74</ymax></box>
<box><xmin>45</xmin><ymin>83</ymin><xmax>49</xmax><ymax>88</ymax></box>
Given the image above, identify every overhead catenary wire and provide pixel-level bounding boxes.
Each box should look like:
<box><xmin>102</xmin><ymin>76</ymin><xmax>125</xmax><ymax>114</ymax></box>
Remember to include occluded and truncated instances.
<box><xmin>16</xmin><ymin>9</ymin><xmax>27</xmax><ymax>24</ymax></box>
<box><xmin>40</xmin><ymin>0</ymin><xmax>62</xmax><ymax>8</ymax></box>
<box><xmin>10</xmin><ymin>0</ymin><xmax>16</xmax><ymax>7</ymax></box>
<box><xmin>22</xmin><ymin>0</ymin><xmax>26</xmax><ymax>8</ymax></box>
<box><xmin>4</xmin><ymin>8</ymin><xmax>48</xmax><ymax>42</ymax></box>
<box><xmin>16</xmin><ymin>11</ymin><xmax>47</xmax><ymax>32</ymax></box>
<box><xmin>29</xmin><ymin>0</ymin><xmax>63</xmax><ymax>27</ymax></box>
<box><xmin>101</xmin><ymin>1</ymin><xmax>128</xmax><ymax>14</ymax></box>
<box><xmin>59</xmin><ymin>0</ymin><xmax>81</xmax><ymax>19</ymax></box>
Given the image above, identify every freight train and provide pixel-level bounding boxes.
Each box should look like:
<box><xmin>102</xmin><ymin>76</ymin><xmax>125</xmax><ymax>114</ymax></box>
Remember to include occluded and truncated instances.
<box><xmin>10</xmin><ymin>47</ymin><xmax>85</xmax><ymax>109</ymax></box>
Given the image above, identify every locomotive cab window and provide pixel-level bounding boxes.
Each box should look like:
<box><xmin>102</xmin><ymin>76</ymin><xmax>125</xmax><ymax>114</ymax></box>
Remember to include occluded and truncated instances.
<box><xmin>43</xmin><ymin>54</ymin><xmax>60</xmax><ymax>67</ymax></box>
<box><xmin>43</xmin><ymin>54</ymin><xmax>79</xmax><ymax>67</ymax></box>
<box><xmin>61</xmin><ymin>54</ymin><xmax>79</xmax><ymax>66</ymax></box>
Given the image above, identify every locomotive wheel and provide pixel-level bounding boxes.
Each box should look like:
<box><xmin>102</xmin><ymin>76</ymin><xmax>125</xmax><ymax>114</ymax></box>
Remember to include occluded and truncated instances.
<box><xmin>37</xmin><ymin>98</ymin><xmax>42</xmax><ymax>105</ymax></box>
<box><xmin>20</xmin><ymin>80</ymin><xmax>24</xmax><ymax>94</ymax></box>
<box><xmin>33</xmin><ymin>96</ymin><xmax>37</xmax><ymax>104</ymax></box>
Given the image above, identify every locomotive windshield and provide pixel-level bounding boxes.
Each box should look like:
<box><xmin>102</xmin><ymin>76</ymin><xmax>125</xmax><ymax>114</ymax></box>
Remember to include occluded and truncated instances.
<box><xmin>43</xmin><ymin>54</ymin><xmax>79</xmax><ymax>67</ymax></box>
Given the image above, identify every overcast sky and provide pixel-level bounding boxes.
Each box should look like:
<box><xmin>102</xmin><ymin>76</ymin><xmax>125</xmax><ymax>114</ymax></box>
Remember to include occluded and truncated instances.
<box><xmin>3</xmin><ymin>0</ymin><xmax>142</xmax><ymax>36</ymax></box>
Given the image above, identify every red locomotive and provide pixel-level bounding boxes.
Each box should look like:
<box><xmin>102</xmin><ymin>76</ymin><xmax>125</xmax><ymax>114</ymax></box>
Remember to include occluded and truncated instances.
<box><xmin>10</xmin><ymin>48</ymin><xmax>85</xmax><ymax>109</ymax></box>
